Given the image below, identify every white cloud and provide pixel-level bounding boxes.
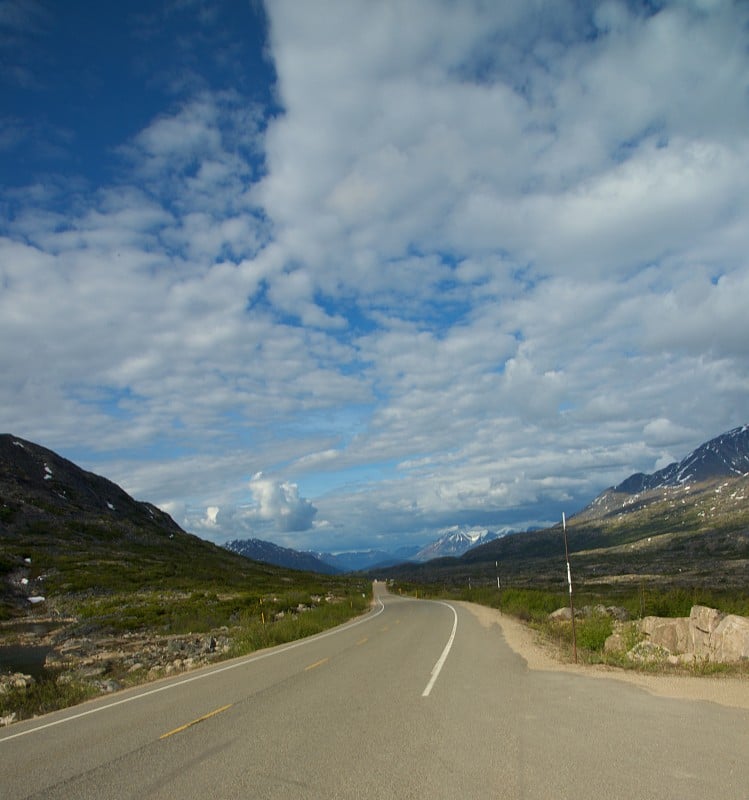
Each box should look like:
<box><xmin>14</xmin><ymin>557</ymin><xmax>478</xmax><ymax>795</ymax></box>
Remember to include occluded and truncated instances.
<box><xmin>1</xmin><ymin>0</ymin><xmax>748</xmax><ymax>552</ymax></box>
<box><xmin>245</xmin><ymin>473</ymin><xmax>317</xmax><ymax>532</ymax></box>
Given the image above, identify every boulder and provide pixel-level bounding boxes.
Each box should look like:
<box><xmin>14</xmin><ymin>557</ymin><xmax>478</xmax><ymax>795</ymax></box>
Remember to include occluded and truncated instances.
<box><xmin>604</xmin><ymin>630</ymin><xmax>627</xmax><ymax>654</ymax></box>
<box><xmin>549</xmin><ymin>607</ymin><xmax>573</xmax><ymax>621</ymax></box>
<box><xmin>640</xmin><ymin>616</ymin><xmax>690</xmax><ymax>654</ymax></box>
<box><xmin>711</xmin><ymin>615</ymin><xmax>749</xmax><ymax>662</ymax></box>
<box><xmin>604</xmin><ymin>621</ymin><xmax>638</xmax><ymax>654</ymax></box>
<box><xmin>0</xmin><ymin>673</ymin><xmax>34</xmax><ymax>694</ymax></box>
<box><xmin>628</xmin><ymin>640</ymin><xmax>670</xmax><ymax>664</ymax></box>
<box><xmin>690</xmin><ymin>605</ymin><xmax>725</xmax><ymax>655</ymax></box>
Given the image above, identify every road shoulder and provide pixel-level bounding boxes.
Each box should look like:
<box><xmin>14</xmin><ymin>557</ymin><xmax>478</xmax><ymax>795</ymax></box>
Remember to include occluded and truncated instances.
<box><xmin>459</xmin><ymin>601</ymin><xmax>749</xmax><ymax>711</ymax></box>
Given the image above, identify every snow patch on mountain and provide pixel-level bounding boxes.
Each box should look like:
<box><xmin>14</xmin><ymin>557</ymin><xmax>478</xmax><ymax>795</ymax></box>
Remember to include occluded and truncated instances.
<box><xmin>414</xmin><ymin>526</ymin><xmax>509</xmax><ymax>561</ymax></box>
<box><xmin>614</xmin><ymin>425</ymin><xmax>749</xmax><ymax>494</ymax></box>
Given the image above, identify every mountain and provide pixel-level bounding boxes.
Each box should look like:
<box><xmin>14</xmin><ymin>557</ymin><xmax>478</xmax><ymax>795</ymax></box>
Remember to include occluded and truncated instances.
<box><xmin>0</xmin><ymin>434</ymin><xmax>302</xmax><ymax>613</ymax></box>
<box><xmin>313</xmin><ymin>548</ymin><xmax>420</xmax><ymax>572</ymax></box>
<box><xmin>0</xmin><ymin>434</ymin><xmax>182</xmax><ymax>540</ymax></box>
<box><xmin>314</xmin><ymin>531</ymin><xmax>508</xmax><ymax>572</ymax></box>
<box><xmin>578</xmin><ymin>425</ymin><xmax>749</xmax><ymax>522</ymax></box>
<box><xmin>224</xmin><ymin>538</ymin><xmax>339</xmax><ymax>574</ymax></box>
<box><xmin>414</xmin><ymin>526</ymin><xmax>504</xmax><ymax>561</ymax></box>
<box><xmin>614</xmin><ymin>425</ymin><xmax>749</xmax><ymax>494</ymax></box>
<box><xmin>376</xmin><ymin>425</ymin><xmax>749</xmax><ymax>590</ymax></box>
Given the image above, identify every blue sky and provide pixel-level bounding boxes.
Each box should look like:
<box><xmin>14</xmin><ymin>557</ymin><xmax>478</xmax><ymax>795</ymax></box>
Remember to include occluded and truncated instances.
<box><xmin>2</xmin><ymin>0</ymin><xmax>749</xmax><ymax>553</ymax></box>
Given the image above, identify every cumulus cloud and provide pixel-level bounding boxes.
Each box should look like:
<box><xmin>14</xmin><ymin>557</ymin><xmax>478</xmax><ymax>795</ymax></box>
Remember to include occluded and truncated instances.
<box><xmin>245</xmin><ymin>473</ymin><xmax>317</xmax><ymax>532</ymax></box>
<box><xmin>1</xmin><ymin>0</ymin><xmax>748</xmax><ymax>552</ymax></box>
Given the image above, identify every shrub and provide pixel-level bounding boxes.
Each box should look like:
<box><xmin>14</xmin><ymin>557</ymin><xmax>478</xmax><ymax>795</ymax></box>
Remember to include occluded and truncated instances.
<box><xmin>0</xmin><ymin>672</ymin><xmax>96</xmax><ymax>723</ymax></box>
<box><xmin>576</xmin><ymin>612</ymin><xmax>613</xmax><ymax>652</ymax></box>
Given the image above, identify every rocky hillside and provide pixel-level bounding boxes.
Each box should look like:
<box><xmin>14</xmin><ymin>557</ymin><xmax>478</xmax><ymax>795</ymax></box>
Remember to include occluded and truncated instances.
<box><xmin>576</xmin><ymin>425</ymin><xmax>749</xmax><ymax>524</ymax></box>
<box><xmin>0</xmin><ymin>434</ymin><xmax>182</xmax><ymax>539</ymax></box>
<box><xmin>0</xmin><ymin>434</ymin><xmax>293</xmax><ymax>616</ymax></box>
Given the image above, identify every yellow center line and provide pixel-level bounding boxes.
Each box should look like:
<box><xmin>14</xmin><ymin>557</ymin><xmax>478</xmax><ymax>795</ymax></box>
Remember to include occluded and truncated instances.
<box><xmin>160</xmin><ymin>704</ymin><xmax>233</xmax><ymax>740</ymax></box>
<box><xmin>305</xmin><ymin>657</ymin><xmax>329</xmax><ymax>671</ymax></box>
<box><xmin>357</xmin><ymin>637</ymin><xmax>368</xmax><ymax>645</ymax></box>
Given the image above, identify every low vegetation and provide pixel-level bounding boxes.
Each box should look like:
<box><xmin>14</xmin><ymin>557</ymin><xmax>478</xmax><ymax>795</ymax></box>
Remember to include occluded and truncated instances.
<box><xmin>1</xmin><ymin>582</ymin><xmax>372</xmax><ymax>723</ymax></box>
<box><xmin>389</xmin><ymin>580</ymin><xmax>749</xmax><ymax>675</ymax></box>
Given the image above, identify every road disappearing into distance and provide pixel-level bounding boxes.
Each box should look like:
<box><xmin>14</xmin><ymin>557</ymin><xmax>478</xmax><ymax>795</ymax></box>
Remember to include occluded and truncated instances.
<box><xmin>2</xmin><ymin>582</ymin><xmax>748</xmax><ymax>798</ymax></box>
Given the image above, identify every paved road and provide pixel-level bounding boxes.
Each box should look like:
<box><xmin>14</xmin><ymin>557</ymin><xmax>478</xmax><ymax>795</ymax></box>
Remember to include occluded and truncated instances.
<box><xmin>2</xmin><ymin>582</ymin><xmax>748</xmax><ymax>798</ymax></box>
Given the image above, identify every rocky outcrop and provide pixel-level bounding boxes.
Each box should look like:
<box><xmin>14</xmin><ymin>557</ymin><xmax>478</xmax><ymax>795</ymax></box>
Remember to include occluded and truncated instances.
<box><xmin>43</xmin><ymin>630</ymin><xmax>232</xmax><ymax>681</ymax></box>
<box><xmin>605</xmin><ymin>605</ymin><xmax>749</xmax><ymax>663</ymax></box>
<box><xmin>549</xmin><ymin>604</ymin><xmax>629</xmax><ymax>622</ymax></box>
<box><xmin>708</xmin><ymin>613</ymin><xmax>749</xmax><ymax>662</ymax></box>
<box><xmin>0</xmin><ymin>623</ymin><xmax>234</xmax><ymax>728</ymax></box>
<box><xmin>640</xmin><ymin>615</ymin><xmax>691</xmax><ymax>655</ymax></box>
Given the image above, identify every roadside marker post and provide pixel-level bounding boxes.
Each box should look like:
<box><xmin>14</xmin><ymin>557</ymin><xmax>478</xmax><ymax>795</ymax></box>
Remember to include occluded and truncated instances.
<box><xmin>562</xmin><ymin>512</ymin><xmax>578</xmax><ymax>663</ymax></box>
<box><xmin>495</xmin><ymin>561</ymin><xmax>501</xmax><ymax>615</ymax></box>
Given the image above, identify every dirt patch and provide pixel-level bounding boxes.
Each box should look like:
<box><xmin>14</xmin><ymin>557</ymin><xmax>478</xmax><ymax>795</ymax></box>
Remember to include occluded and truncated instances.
<box><xmin>460</xmin><ymin>601</ymin><xmax>749</xmax><ymax>711</ymax></box>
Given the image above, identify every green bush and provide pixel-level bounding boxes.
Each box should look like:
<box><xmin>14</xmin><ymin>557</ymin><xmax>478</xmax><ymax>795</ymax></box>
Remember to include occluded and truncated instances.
<box><xmin>499</xmin><ymin>588</ymin><xmax>566</xmax><ymax>622</ymax></box>
<box><xmin>0</xmin><ymin>673</ymin><xmax>97</xmax><ymax>723</ymax></box>
<box><xmin>229</xmin><ymin>591</ymin><xmax>370</xmax><ymax>657</ymax></box>
<box><xmin>576</xmin><ymin>612</ymin><xmax>614</xmax><ymax>652</ymax></box>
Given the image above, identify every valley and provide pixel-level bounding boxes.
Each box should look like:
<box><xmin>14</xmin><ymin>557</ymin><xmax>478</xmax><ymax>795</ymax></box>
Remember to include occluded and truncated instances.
<box><xmin>2</xmin><ymin>426</ymin><xmax>748</xmax><ymax>724</ymax></box>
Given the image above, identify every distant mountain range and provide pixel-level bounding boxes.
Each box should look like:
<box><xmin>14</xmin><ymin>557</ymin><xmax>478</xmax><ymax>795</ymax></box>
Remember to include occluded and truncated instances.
<box><xmin>224</xmin><ymin>538</ymin><xmax>340</xmax><ymax>574</ymax></box>
<box><xmin>223</xmin><ymin>529</ymin><xmax>510</xmax><ymax>574</ymax></box>
<box><xmin>311</xmin><ymin>548</ymin><xmax>420</xmax><ymax>572</ymax></box>
<box><xmin>413</xmin><ymin>526</ymin><xmax>506</xmax><ymax>561</ymax></box>
<box><xmin>224</xmin><ymin>427</ymin><xmax>749</xmax><ymax>574</ymax></box>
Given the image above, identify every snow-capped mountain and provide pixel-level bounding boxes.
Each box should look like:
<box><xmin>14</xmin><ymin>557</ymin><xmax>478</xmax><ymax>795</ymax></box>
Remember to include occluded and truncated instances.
<box><xmin>576</xmin><ymin>424</ymin><xmax>749</xmax><ymax>523</ymax></box>
<box><xmin>614</xmin><ymin>425</ymin><xmax>749</xmax><ymax>494</ymax></box>
<box><xmin>414</xmin><ymin>526</ymin><xmax>506</xmax><ymax>561</ymax></box>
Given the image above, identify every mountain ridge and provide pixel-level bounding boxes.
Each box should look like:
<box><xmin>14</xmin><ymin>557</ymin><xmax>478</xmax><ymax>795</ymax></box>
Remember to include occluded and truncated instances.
<box><xmin>0</xmin><ymin>433</ymin><xmax>304</xmax><ymax>614</ymax></box>
<box><xmin>578</xmin><ymin>424</ymin><xmax>749</xmax><ymax>522</ymax></box>
<box><xmin>414</xmin><ymin>526</ymin><xmax>505</xmax><ymax>561</ymax></box>
<box><xmin>613</xmin><ymin>425</ymin><xmax>749</xmax><ymax>495</ymax></box>
<box><xmin>224</xmin><ymin>538</ymin><xmax>340</xmax><ymax>574</ymax></box>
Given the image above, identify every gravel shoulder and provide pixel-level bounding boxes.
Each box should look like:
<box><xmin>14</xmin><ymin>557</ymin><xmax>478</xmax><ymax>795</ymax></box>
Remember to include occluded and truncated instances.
<box><xmin>460</xmin><ymin>601</ymin><xmax>749</xmax><ymax>711</ymax></box>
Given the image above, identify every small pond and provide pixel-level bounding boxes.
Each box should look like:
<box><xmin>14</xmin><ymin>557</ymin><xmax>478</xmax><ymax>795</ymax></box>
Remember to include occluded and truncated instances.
<box><xmin>0</xmin><ymin>645</ymin><xmax>52</xmax><ymax>680</ymax></box>
<box><xmin>0</xmin><ymin>621</ymin><xmax>63</xmax><ymax>678</ymax></box>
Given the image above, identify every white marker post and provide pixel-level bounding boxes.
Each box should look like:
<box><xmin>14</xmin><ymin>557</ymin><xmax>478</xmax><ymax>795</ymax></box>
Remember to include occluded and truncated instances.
<box><xmin>496</xmin><ymin>561</ymin><xmax>501</xmax><ymax>615</ymax></box>
<box><xmin>562</xmin><ymin>512</ymin><xmax>578</xmax><ymax>663</ymax></box>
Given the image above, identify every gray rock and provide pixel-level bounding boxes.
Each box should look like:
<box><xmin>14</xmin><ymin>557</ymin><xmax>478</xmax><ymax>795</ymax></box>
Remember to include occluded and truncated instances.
<box><xmin>606</xmin><ymin>606</ymin><xmax>630</xmax><ymax>622</ymax></box>
<box><xmin>690</xmin><ymin>605</ymin><xmax>725</xmax><ymax>655</ymax></box>
<box><xmin>711</xmin><ymin>614</ymin><xmax>749</xmax><ymax>662</ymax></box>
<box><xmin>640</xmin><ymin>616</ymin><xmax>690</xmax><ymax>654</ymax></box>
<box><xmin>628</xmin><ymin>640</ymin><xmax>670</xmax><ymax>664</ymax></box>
<box><xmin>0</xmin><ymin>672</ymin><xmax>34</xmax><ymax>693</ymax></box>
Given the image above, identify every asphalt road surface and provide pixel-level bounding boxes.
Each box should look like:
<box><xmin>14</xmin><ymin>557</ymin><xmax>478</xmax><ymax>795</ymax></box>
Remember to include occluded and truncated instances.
<box><xmin>2</xmin><ymin>582</ymin><xmax>748</xmax><ymax>799</ymax></box>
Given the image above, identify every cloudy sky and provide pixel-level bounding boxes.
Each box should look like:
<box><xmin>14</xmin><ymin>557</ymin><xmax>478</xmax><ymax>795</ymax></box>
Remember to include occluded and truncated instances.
<box><xmin>2</xmin><ymin>0</ymin><xmax>748</xmax><ymax>554</ymax></box>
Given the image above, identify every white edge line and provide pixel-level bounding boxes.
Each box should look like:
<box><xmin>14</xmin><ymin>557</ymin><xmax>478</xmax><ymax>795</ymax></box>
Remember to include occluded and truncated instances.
<box><xmin>0</xmin><ymin>595</ymin><xmax>386</xmax><ymax>743</ymax></box>
<box><xmin>422</xmin><ymin>601</ymin><xmax>458</xmax><ymax>697</ymax></box>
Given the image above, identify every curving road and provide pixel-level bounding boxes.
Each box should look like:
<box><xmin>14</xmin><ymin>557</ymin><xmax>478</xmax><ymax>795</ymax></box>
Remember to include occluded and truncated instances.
<box><xmin>2</xmin><ymin>582</ymin><xmax>748</xmax><ymax>798</ymax></box>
